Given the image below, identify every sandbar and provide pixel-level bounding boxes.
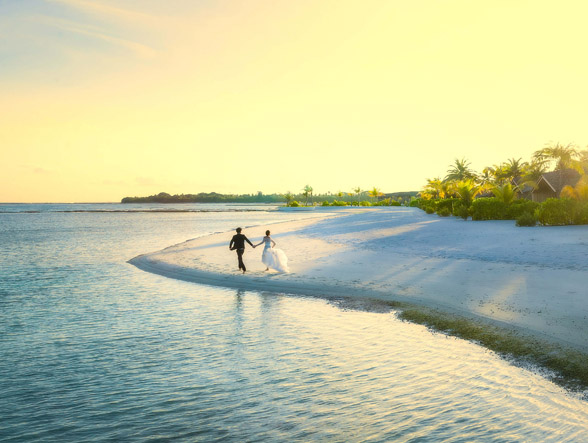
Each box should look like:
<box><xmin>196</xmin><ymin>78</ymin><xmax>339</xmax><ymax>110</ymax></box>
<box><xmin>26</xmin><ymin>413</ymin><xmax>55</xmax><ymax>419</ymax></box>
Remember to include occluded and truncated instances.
<box><xmin>129</xmin><ymin>207</ymin><xmax>588</xmax><ymax>353</ymax></box>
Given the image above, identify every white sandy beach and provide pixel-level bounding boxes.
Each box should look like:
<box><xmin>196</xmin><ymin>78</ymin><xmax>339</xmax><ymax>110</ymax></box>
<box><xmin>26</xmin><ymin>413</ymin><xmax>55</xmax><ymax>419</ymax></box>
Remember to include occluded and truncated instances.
<box><xmin>130</xmin><ymin>207</ymin><xmax>588</xmax><ymax>352</ymax></box>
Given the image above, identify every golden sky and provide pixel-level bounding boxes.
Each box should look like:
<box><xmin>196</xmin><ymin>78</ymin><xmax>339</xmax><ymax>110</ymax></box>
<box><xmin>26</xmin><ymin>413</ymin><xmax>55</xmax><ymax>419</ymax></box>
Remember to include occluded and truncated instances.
<box><xmin>1</xmin><ymin>0</ymin><xmax>587</xmax><ymax>202</ymax></box>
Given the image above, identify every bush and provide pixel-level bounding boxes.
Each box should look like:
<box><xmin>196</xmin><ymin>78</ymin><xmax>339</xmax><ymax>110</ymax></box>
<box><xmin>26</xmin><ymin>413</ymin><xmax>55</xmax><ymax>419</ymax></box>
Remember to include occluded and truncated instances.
<box><xmin>453</xmin><ymin>202</ymin><xmax>470</xmax><ymax>220</ymax></box>
<box><xmin>507</xmin><ymin>199</ymin><xmax>540</xmax><ymax>219</ymax></box>
<box><xmin>418</xmin><ymin>198</ymin><xmax>436</xmax><ymax>208</ymax></box>
<box><xmin>516</xmin><ymin>212</ymin><xmax>537</xmax><ymax>227</ymax></box>
<box><xmin>437</xmin><ymin>207</ymin><xmax>451</xmax><ymax>217</ymax></box>
<box><xmin>574</xmin><ymin>202</ymin><xmax>588</xmax><ymax>224</ymax></box>
<box><xmin>537</xmin><ymin>198</ymin><xmax>577</xmax><ymax>225</ymax></box>
<box><xmin>419</xmin><ymin>202</ymin><xmax>436</xmax><ymax>213</ymax></box>
<box><xmin>376</xmin><ymin>198</ymin><xmax>401</xmax><ymax>206</ymax></box>
<box><xmin>471</xmin><ymin>198</ymin><xmax>508</xmax><ymax>220</ymax></box>
<box><xmin>322</xmin><ymin>201</ymin><xmax>330</xmax><ymax>206</ymax></box>
<box><xmin>359</xmin><ymin>201</ymin><xmax>372</xmax><ymax>206</ymax></box>
<box><xmin>289</xmin><ymin>201</ymin><xmax>299</xmax><ymax>207</ymax></box>
<box><xmin>436</xmin><ymin>198</ymin><xmax>460</xmax><ymax>214</ymax></box>
<box><xmin>409</xmin><ymin>198</ymin><xmax>421</xmax><ymax>207</ymax></box>
<box><xmin>332</xmin><ymin>200</ymin><xmax>348</xmax><ymax>206</ymax></box>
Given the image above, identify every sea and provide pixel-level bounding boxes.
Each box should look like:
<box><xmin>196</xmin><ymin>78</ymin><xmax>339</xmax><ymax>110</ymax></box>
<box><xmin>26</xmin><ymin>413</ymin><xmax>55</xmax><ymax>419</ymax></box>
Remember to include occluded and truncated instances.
<box><xmin>1</xmin><ymin>203</ymin><xmax>587</xmax><ymax>442</ymax></box>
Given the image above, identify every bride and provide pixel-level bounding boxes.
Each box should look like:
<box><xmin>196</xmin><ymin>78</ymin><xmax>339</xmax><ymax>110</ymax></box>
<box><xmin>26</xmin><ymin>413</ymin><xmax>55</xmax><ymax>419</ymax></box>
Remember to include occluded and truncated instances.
<box><xmin>253</xmin><ymin>230</ymin><xmax>289</xmax><ymax>272</ymax></box>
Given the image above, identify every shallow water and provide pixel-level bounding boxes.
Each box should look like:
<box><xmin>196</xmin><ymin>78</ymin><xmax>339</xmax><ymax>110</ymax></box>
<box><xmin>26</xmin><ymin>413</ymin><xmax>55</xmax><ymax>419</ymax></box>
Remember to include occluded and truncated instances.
<box><xmin>1</xmin><ymin>204</ymin><xmax>587</xmax><ymax>442</ymax></box>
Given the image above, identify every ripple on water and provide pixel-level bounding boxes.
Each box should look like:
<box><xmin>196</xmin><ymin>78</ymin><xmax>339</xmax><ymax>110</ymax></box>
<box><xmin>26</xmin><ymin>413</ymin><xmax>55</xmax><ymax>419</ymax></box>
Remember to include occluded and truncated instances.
<box><xmin>3</xmin><ymin>286</ymin><xmax>588</xmax><ymax>442</ymax></box>
<box><xmin>1</xmin><ymin>207</ymin><xmax>588</xmax><ymax>442</ymax></box>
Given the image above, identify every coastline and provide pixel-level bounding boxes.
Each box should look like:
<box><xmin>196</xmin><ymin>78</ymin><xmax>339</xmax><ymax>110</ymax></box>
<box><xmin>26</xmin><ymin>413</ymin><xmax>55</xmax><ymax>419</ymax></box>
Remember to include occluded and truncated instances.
<box><xmin>129</xmin><ymin>207</ymin><xmax>588</xmax><ymax>386</ymax></box>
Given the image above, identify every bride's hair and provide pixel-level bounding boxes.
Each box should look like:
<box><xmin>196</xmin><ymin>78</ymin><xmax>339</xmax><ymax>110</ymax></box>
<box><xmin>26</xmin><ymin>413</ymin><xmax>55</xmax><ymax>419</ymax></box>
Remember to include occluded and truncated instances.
<box><xmin>266</xmin><ymin>230</ymin><xmax>270</xmax><ymax>236</ymax></box>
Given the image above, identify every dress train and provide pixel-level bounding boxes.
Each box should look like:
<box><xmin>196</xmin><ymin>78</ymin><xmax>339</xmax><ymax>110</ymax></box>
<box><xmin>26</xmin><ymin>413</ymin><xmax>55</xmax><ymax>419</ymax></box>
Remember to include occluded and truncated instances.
<box><xmin>262</xmin><ymin>246</ymin><xmax>289</xmax><ymax>273</ymax></box>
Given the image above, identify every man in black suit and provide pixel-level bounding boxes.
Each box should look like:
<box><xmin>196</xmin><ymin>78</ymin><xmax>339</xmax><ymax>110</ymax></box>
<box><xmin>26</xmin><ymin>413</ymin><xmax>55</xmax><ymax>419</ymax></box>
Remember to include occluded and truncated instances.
<box><xmin>229</xmin><ymin>227</ymin><xmax>254</xmax><ymax>273</ymax></box>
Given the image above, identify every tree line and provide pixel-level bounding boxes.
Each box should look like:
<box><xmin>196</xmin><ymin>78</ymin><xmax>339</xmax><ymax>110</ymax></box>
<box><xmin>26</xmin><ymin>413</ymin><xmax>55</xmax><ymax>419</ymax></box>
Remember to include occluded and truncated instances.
<box><xmin>416</xmin><ymin>142</ymin><xmax>588</xmax><ymax>225</ymax></box>
<box><xmin>121</xmin><ymin>189</ymin><xmax>417</xmax><ymax>205</ymax></box>
<box><xmin>283</xmin><ymin>185</ymin><xmax>417</xmax><ymax>207</ymax></box>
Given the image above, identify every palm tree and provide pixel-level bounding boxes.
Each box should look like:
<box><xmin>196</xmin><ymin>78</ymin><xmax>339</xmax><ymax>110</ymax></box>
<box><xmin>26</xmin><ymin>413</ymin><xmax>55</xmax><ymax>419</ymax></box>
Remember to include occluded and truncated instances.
<box><xmin>283</xmin><ymin>191</ymin><xmax>294</xmax><ymax>206</ymax></box>
<box><xmin>301</xmin><ymin>187</ymin><xmax>309</xmax><ymax>206</ymax></box>
<box><xmin>444</xmin><ymin>158</ymin><xmax>476</xmax><ymax>182</ymax></box>
<box><xmin>454</xmin><ymin>179</ymin><xmax>481</xmax><ymax>207</ymax></box>
<box><xmin>368</xmin><ymin>187</ymin><xmax>383</xmax><ymax>203</ymax></box>
<box><xmin>421</xmin><ymin>179</ymin><xmax>438</xmax><ymax>200</ymax></box>
<box><xmin>533</xmin><ymin>142</ymin><xmax>582</xmax><ymax>173</ymax></box>
<box><xmin>440</xmin><ymin>180</ymin><xmax>454</xmax><ymax>198</ymax></box>
<box><xmin>353</xmin><ymin>187</ymin><xmax>362</xmax><ymax>204</ymax></box>
<box><xmin>502</xmin><ymin>158</ymin><xmax>528</xmax><ymax>182</ymax></box>
<box><xmin>521</xmin><ymin>158</ymin><xmax>547</xmax><ymax>184</ymax></box>
<box><xmin>302</xmin><ymin>185</ymin><xmax>313</xmax><ymax>206</ymax></box>
<box><xmin>421</xmin><ymin>178</ymin><xmax>450</xmax><ymax>199</ymax></box>
<box><xmin>479</xmin><ymin>167</ymin><xmax>497</xmax><ymax>186</ymax></box>
<box><xmin>336</xmin><ymin>191</ymin><xmax>346</xmax><ymax>202</ymax></box>
<box><xmin>492</xmin><ymin>183</ymin><xmax>518</xmax><ymax>204</ymax></box>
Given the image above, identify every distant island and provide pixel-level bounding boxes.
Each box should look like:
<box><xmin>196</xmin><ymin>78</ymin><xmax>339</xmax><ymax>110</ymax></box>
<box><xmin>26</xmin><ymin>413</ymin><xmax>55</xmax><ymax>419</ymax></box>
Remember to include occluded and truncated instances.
<box><xmin>121</xmin><ymin>191</ymin><xmax>418</xmax><ymax>204</ymax></box>
<box><xmin>122</xmin><ymin>192</ymin><xmax>284</xmax><ymax>204</ymax></box>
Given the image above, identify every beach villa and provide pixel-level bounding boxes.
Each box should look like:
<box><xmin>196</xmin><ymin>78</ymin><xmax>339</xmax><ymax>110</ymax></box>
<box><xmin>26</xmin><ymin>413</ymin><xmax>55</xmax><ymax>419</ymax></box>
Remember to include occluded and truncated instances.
<box><xmin>531</xmin><ymin>168</ymin><xmax>582</xmax><ymax>202</ymax></box>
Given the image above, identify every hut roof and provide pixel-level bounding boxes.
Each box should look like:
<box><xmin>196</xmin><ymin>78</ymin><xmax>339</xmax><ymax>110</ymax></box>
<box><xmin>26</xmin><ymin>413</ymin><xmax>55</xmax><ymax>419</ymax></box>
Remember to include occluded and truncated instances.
<box><xmin>536</xmin><ymin>169</ymin><xmax>581</xmax><ymax>193</ymax></box>
<box><xmin>511</xmin><ymin>177</ymin><xmax>534</xmax><ymax>194</ymax></box>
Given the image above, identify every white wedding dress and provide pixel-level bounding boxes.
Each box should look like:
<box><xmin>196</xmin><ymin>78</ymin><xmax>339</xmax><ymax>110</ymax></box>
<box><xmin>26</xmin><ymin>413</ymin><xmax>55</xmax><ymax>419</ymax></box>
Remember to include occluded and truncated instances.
<box><xmin>262</xmin><ymin>237</ymin><xmax>289</xmax><ymax>272</ymax></box>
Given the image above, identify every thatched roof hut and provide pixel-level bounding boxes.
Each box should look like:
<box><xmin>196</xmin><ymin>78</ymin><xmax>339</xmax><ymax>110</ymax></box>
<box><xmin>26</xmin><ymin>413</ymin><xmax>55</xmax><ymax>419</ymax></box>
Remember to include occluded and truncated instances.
<box><xmin>532</xmin><ymin>169</ymin><xmax>581</xmax><ymax>202</ymax></box>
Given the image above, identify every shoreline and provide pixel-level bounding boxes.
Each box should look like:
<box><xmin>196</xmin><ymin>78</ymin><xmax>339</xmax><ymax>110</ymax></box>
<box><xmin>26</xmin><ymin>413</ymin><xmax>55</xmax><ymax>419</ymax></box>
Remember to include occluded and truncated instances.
<box><xmin>129</xmin><ymin>207</ymin><xmax>588</xmax><ymax>388</ymax></box>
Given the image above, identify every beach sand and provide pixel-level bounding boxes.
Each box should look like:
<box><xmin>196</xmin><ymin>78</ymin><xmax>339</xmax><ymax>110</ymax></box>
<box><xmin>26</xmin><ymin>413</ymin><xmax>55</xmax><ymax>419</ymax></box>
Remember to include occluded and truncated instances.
<box><xmin>130</xmin><ymin>207</ymin><xmax>588</xmax><ymax>353</ymax></box>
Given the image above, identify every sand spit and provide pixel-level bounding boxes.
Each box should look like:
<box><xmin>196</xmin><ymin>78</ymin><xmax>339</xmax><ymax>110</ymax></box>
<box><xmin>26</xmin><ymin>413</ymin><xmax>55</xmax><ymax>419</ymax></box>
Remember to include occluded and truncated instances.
<box><xmin>129</xmin><ymin>207</ymin><xmax>588</xmax><ymax>353</ymax></box>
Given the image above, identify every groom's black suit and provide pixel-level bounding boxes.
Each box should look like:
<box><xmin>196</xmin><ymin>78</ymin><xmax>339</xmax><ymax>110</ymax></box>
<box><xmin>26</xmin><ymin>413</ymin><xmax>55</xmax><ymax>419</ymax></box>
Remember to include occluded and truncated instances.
<box><xmin>230</xmin><ymin>233</ymin><xmax>253</xmax><ymax>272</ymax></box>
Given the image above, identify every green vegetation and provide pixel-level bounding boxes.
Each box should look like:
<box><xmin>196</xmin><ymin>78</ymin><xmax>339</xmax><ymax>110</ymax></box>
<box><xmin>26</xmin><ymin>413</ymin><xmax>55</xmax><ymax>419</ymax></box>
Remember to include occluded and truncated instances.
<box><xmin>516</xmin><ymin>212</ymin><xmax>537</xmax><ymax>227</ymax></box>
<box><xmin>397</xmin><ymin>306</ymin><xmax>588</xmax><ymax>392</ymax></box>
<box><xmin>561</xmin><ymin>175</ymin><xmax>588</xmax><ymax>200</ymax></box>
<box><xmin>471</xmin><ymin>198</ymin><xmax>508</xmax><ymax>220</ymax></box>
<box><xmin>283</xmin><ymin>192</ymin><xmax>294</xmax><ymax>206</ymax></box>
<box><xmin>123</xmin><ymin>189</ymin><xmax>418</xmax><ymax>206</ymax></box>
<box><xmin>353</xmin><ymin>187</ymin><xmax>363</xmax><ymax>204</ymax></box>
<box><xmin>417</xmin><ymin>142</ymin><xmax>588</xmax><ymax>226</ymax></box>
<box><xmin>368</xmin><ymin>187</ymin><xmax>383</xmax><ymax>203</ymax></box>
<box><xmin>508</xmin><ymin>199</ymin><xmax>540</xmax><ymax>219</ymax></box>
<box><xmin>121</xmin><ymin>191</ymin><xmax>285</xmax><ymax>204</ymax></box>
<box><xmin>302</xmin><ymin>185</ymin><xmax>314</xmax><ymax>206</ymax></box>
<box><xmin>437</xmin><ymin>207</ymin><xmax>451</xmax><ymax>217</ymax></box>
<box><xmin>418</xmin><ymin>194</ymin><xmax>588</xmax><ymax>225</ymax></box>
<box><xmin>536</xmin><ymin>198</ymin><xmax>588</xmax><ymax>226</ymax></box>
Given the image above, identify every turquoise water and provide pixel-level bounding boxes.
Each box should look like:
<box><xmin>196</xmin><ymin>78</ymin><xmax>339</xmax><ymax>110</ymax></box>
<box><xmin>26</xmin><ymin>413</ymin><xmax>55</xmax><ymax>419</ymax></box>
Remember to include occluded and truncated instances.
<box><xmin>1</xmin><ymin>204</ymin><xmax>587</xmax><ymax>442</ymax></box>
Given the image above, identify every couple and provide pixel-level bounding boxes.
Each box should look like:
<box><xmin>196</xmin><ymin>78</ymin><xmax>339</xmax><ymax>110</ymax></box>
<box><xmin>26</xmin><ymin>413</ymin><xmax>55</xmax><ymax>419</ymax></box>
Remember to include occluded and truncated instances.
<box><xmin>229</xmin><ymin>227</ymin><xmax>289</xmax><ymax>274</ymax></box>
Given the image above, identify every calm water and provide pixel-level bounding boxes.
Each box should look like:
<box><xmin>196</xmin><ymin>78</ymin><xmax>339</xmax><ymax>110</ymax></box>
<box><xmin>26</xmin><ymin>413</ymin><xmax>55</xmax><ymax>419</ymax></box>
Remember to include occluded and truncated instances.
<box><xmin>1</xmin><ymin>203</ymin><xmax>587</xmax><ymax>442</ymax></box>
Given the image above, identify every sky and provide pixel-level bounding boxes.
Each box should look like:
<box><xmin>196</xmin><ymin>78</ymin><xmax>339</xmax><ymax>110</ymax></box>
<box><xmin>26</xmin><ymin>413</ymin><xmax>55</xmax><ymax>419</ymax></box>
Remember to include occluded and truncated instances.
<box><xmin>1</xmin><ymin>0</ymin><xmax>588</xmax><ymax>202</ymax></box>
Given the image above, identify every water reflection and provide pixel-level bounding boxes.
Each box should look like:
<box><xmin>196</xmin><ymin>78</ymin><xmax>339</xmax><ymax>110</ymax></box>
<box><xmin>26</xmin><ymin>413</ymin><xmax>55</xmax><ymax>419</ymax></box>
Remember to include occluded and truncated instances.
<box><xmin>187</xmin><ymin>288</ymin><xmax>588</xmax><ymax>442</ymax></box>
<box><xmin>2</xmin><ymin>207</ymin><xmax>588</xmax><ymax>442</ymax></box>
